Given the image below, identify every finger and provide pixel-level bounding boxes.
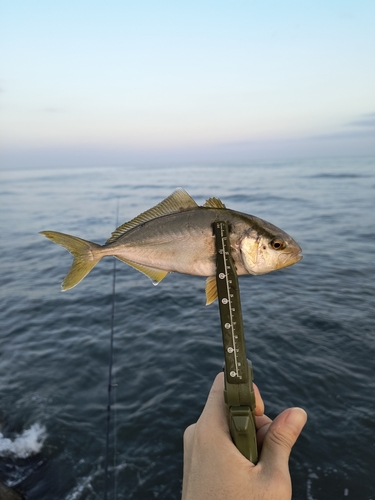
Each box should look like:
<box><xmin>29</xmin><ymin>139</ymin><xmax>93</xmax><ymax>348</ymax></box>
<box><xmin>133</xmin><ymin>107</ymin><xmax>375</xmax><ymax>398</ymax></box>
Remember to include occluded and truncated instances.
<box><xmin>183</xmin><ymin>423</ymin><xmax>196</xmax><ymax>446</ymax></box>
<box><xmin>197</xmin><ymin>372</ymin><xmax>228</xmax><ymax>432</ymax></box>
<box><xmin>260</xmin><ymin>407</ymin><xmax>307</xmax><ymax>472</ymax></box>
<box><xmin>254</xmin><ymin>413</ymin><xmax>273</xmax><ymax>451</ymax></box>
<box><xmin>201</xmin><ymin>374</ymin><xmax>264</xmax><ymax>420</ymax></box>
<box><xmin>255</xmin><ymin>413</ymin><xmax>272</xmax><ymax>431</ymax></box>
<box><xmin>183</xmin><ymin>423</ymin><xmax>196</xmax><ymax>475</ymax></box>
<box><xmin>253</xmin><ymin>383</ymin><xmax>264</xmax><ymax>416</ymax></box>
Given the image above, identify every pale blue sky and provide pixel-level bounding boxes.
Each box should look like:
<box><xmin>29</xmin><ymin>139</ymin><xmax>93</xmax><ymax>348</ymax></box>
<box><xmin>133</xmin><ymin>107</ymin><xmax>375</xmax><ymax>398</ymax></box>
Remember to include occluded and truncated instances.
<box><xmin>1</xmin><ymin>0</ymin><xmax>375</xmax><ymax>166</ymax></box>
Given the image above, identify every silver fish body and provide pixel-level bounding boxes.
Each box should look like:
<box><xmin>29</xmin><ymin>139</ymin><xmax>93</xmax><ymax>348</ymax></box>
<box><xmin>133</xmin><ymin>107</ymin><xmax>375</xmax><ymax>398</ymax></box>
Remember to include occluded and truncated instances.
<box><xmin>105</xmin><ymin>207</ymin><xmax>300</xmax><ymax>276</ymax></box>
<box><xmin>40</xmin><ymin>188</ymin><xmax>302</xmax><ymax>304</ymax></box>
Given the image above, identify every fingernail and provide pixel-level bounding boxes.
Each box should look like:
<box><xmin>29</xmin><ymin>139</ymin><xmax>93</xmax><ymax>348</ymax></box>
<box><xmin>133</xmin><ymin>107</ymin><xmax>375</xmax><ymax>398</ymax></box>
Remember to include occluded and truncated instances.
<box><xmin>285</xmin><ymin>407</ymin><xmax>308</xmax><ymax>431</ymax></box>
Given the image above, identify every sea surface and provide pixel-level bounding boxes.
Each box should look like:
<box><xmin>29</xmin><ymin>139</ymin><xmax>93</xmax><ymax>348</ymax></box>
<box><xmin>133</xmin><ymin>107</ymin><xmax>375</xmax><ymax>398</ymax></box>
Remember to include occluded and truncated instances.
<box><xmin>0</xmin><ymin>158</ymin><xmax>374</xmax><ymax>500</ymax></box>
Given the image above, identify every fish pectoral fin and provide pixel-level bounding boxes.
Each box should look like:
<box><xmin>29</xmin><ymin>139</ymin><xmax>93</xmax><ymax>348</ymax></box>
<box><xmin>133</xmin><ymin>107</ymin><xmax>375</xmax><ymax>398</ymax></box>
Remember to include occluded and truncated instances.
<box><xmin>205</xmin><ymin>276</ymin><xmax>218</xmax><ymax>305</ymax></box>
<box><xmin>115</xmin><ymin>256</ymin><xmax>169</xmax><ymax>285</ymax></box>
<box><xmin>106</xmin><ymin>188</ymin><xmax>198</xmax><ymax>244</ymax></box>
<box><xmin>203</xmin><ymin>197</ymin><xmax>226</xmax><ymax>209</ymax></box>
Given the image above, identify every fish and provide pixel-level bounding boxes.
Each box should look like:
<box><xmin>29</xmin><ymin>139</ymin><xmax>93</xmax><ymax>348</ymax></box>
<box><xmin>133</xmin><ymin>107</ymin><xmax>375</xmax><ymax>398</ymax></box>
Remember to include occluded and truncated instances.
<box><xmin>40</xmin><ymin>188</ymin><xmax>302</xmax><ymax>304</ymax></box>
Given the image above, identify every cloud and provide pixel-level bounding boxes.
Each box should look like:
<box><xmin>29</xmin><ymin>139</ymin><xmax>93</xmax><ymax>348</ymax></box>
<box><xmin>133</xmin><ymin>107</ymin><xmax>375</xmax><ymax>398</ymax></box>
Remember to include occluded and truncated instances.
<box><xmin>2</xmin><ymin>111</ymin><xmax>375</xmax><ymax>169</ymax></box>
<box><xmin>313</xmin><ymin>112</ymin><xmax>375</xmax><ymax>140</ymax></box>
<box><xmin>313</xmin><ymin>129</ymin><xmax>375</xmax><ymax>140</ymax></box>
<box><xmin>347</xmin><ymin>112</ymin><xmax>375</xmax><ymax>128</ymax></box>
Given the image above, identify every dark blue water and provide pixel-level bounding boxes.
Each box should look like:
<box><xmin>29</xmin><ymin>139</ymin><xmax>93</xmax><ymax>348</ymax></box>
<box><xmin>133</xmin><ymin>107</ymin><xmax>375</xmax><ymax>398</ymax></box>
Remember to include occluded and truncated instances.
<box><xmin>1</xmin><ymin>158</ymin><xmax>374</xmax><ymax>499</ymax></box>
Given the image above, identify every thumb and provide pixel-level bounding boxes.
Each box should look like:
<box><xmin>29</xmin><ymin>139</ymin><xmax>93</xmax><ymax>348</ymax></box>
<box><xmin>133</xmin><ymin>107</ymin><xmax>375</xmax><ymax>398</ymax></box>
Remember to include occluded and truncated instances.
<box><xmin>260</xmin><ymin>407</ymin><xmax>307</xmax><ymax>472</ymax></box>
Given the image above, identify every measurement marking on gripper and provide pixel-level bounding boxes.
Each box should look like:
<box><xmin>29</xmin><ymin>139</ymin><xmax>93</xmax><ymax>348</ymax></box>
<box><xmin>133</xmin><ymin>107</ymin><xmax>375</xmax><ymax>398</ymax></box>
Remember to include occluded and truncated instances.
<box><xmin>221</xmin><ymin>233</ymin><xmax>240</xmax><ymax>376</ymax></box>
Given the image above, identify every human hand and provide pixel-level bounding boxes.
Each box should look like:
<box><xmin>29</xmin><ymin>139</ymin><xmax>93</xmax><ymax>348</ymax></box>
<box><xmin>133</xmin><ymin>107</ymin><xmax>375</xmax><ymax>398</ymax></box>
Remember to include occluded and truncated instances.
<box><xmin>182</xmin><ymin>372</ymin><xmax>307</xmax><ymax>500</ymax></box>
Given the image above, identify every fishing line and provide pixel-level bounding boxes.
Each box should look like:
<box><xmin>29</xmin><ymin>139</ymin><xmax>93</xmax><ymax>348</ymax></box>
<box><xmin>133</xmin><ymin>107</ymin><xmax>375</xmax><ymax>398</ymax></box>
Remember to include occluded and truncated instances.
<box><xmin>104</xmin><ymin>200</ymin><xmax>119</xmax><ymax>500</ymax></box>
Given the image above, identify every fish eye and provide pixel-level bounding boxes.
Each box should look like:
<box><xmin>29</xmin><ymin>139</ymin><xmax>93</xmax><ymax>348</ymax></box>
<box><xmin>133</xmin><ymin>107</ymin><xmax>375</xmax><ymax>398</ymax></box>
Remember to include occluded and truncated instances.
<box><xmin>270</xmin><ymin>238</ymin><xmax>285</xmax><ymax>250</ymax></box>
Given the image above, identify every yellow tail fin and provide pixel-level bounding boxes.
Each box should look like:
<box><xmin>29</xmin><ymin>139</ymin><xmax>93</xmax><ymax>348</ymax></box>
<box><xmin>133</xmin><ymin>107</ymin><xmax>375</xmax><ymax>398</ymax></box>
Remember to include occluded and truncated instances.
<box><xmin>40</xmin><ymin>231</ymin><xmax>103</xmax><ymax>290</ymax></box>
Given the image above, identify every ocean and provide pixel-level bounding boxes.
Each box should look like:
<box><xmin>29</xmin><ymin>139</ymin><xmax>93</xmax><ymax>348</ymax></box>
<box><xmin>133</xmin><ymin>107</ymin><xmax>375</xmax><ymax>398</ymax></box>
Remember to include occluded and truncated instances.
<box><xmin>0</xmin><ymin>157</ymin><xmax>374</xmax><ymax>499</ymax></box>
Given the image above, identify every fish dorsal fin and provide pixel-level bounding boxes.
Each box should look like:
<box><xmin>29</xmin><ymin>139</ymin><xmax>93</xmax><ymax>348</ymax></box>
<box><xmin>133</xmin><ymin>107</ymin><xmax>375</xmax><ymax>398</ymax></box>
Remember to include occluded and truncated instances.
<box><xmin>205</xmin><ymin>276</ymin><xmax>218</xmax><ymax>305</ymax></box>
<box><xmin>203</xmin><ymin>197</ymin><xmax>226</xmax><ymax>209</ymax></box>
<box><xmin>106</xmin><ymin>188</ymin><xmax>198</xmax><ymax>244</ymax></box>
<box><xmin>115</xmin><ymin>256</ymin><xmax>169</xmax><ymax>285</ymax></box>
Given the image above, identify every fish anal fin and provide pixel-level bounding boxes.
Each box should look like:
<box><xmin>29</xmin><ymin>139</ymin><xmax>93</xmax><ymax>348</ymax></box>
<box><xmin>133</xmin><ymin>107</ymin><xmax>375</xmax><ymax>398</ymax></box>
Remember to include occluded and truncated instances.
<box><xmin>116</xmin><ymin>256</ymin><xmax>169</xmax><ymax>285</ymax></box>
<box><xmin>205</xmin><ymin>276</ymin><xmax>218</xmax><ymax>305</ymax></box>
<box><xmin>203</xmin><ymin>197</ymin><xmax>226</xmax><ymax>209</ymax></box>
<box><xmin>106</xmin><ymin>188</ymin><xmax>198</xmax><ymax>244</ymax></box>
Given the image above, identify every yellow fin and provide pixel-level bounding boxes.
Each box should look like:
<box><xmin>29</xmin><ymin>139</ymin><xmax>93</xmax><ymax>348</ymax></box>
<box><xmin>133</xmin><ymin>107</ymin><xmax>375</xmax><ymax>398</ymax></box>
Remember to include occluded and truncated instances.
<box><xmin>203</xmin><ymin>197</ymin><xmax>226</xmax><ymax>209</ymax></box>
<box><xmin>40</xmin><ymin>231</ymin><xmax>102</xmax><ymax>291</ymax></box>
<box><xmin>116</xmin><ymin>256</ymin><xmax>169</xmax><ymax>285</ymax></box>
<box><xmin>205</xmin><ymin>276</ymin><xmax>218</xmax><ymax>305</ymax></box>
<box><xmin>106</xmin><ymin>188</ymin><xmax>198</xmax><ymax>244</ymax></box>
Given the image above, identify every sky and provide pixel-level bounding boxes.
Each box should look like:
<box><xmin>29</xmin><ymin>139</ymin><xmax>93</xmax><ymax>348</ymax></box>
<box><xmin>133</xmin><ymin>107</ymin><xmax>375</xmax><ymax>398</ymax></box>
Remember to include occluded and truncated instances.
<box><xmin>1</xmin><ymin>0</ymin><xmax>375</xmax><ymax>167</ymax></box>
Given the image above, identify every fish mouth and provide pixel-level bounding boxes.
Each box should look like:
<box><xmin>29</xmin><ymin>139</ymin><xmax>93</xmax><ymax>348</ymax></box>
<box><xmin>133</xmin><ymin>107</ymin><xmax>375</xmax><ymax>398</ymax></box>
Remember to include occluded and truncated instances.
<box><xmin>278</xmin><ymin>250</ymin><xmax>303</xmax><ymax>269</ymax></box>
